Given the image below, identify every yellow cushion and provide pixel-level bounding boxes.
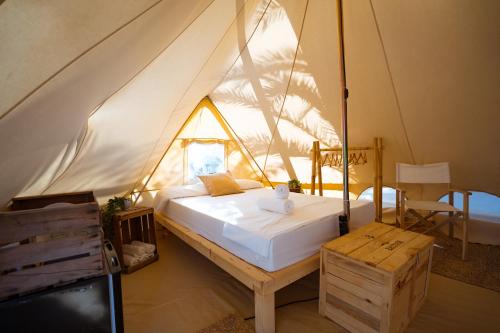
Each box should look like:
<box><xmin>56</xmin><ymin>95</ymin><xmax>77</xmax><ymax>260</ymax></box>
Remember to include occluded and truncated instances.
<box><xmin>198</xmin><ymin>172</ymin><xmax>243</xmax><ymax>197</ymax></box>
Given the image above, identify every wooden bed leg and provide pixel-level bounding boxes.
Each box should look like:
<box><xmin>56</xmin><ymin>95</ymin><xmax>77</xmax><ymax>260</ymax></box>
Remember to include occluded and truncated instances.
<box><xmin>448</xmin><ymin>190</ymin><xmax>455</xmax><ymax>239</ymax></box>
<box><xmin>255</xmin><ymin>291</ymin><xmax>275</xmax><ymax>333</ymax></box>
<box><xmin>462</xmin><ymin>194</ymin><xmax>470</xmax><ymax>260</ymax></box>
<box><xmin>318</xmin><ymin>249</ymin><xmax>326</xmax><ymax>317</ymax></box>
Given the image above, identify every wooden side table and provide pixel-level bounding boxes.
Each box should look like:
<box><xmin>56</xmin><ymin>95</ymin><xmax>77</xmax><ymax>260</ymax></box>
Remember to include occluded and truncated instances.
<box><xmin>112</xmin><ymin>207</ymin><xmax>159</xmax><ymax>273</ymax></box>
<box><xmin>319</xmin><ymin>222</ymin><xmax>434</xmax><ymax>333</ymax></box>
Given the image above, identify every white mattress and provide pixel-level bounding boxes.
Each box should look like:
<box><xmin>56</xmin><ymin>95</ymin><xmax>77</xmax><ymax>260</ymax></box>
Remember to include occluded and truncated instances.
<box><xmin>158</xmin><ymin>188</ymin><xmax>374</xmax><ymax>271</ymax></box>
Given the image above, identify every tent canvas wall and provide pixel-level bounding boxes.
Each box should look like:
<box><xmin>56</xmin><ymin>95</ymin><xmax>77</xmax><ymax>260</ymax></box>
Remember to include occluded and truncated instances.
<box><xmin>1</xmin><ymin>0</ymin><xmax>499</xmax><ymax>208</ymax></box>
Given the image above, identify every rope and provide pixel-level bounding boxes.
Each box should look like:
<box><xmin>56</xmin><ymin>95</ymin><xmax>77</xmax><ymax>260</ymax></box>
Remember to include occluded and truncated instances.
<box><xmin>214</xmin><ymin>105</ymin><xmax>273</xmax><ymax>187</ymax></box>
<box><xmin>130</xmin><ymin>0</ymin><xmax>272</xmax><ymax>202</ymax></box>
<box><xmin>368</xmin><ymin>0</ymin><xmax>416</xmax><ymax>163</ymax></box>
<box><xmin>261</xmin><ymin>0</ymin><xmax>310</xmax><ymax>179</ymax></box>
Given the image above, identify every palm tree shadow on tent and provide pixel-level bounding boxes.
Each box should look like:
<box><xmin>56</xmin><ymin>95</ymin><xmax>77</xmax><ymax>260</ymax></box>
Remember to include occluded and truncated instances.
<box><xmin>211</xmin><ymin>0</ymin><xmax>355</xmax><ymax>184</ymax></box>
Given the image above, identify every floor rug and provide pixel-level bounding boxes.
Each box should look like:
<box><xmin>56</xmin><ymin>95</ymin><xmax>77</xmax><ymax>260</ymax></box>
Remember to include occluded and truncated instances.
<box><xmin>198</xmin><ymin>314</ymin><xmax>254</xmax><ymax>333</ymax></box>
<box><xmin>430</xmin><ymin>230</ymin><xmax>500</xmax><ymax>292</ymax></box>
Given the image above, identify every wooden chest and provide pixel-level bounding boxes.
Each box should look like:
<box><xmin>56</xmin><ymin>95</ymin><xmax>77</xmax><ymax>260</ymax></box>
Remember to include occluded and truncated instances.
<box><xmin>0</xmin><ymin>192</ymin><xmax>104</xmax><ymax>300</ymax></box>
<box><xmin>319</xmin><ymin>222</ymin><xmax>434</xmax><ymax>333</ymax></box>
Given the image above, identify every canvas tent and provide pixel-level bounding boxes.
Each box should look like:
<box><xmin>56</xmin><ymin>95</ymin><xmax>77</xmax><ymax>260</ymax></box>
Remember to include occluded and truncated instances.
<box><xmin>1</xmin><ymin>0</ymin><xmax>499</xmax><ymax>210</ymax></box>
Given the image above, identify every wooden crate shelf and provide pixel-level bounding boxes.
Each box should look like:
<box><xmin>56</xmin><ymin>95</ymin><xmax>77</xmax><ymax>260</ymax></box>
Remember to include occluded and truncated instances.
<box><xmin>112</xmin><ymin>207</ymin><xmax>159</xmax><ymax>274</ymax></box>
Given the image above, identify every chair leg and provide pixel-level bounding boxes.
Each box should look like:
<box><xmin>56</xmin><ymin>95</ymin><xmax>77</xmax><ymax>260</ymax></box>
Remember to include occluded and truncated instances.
<box><xmin>399</xmin><ymin>196</ymin><xmax>406</xmax><ymax>229</ymax></box>
<box><xmin>395</xmin><ymin>189</ymin><xmax>400</xmax><ymax>225</ymax></box>
<box><xmin>448</xmin><ymin>215</ymin><xmax>454</xmax><ymax>239</ymax></box>
<box><xmin>462</xmin><ymin>193</ymin><xmax>470</xmax><ymax>260</ymax></box>
<box><xmin>462</xmin><ymin>217</ymin><xmax>468</xmax><ymax>260</ymax></box>
<box><xmin>448</xmin><ymin>190</ymin><xmax>455</xmax><ymax>239</ymax></box>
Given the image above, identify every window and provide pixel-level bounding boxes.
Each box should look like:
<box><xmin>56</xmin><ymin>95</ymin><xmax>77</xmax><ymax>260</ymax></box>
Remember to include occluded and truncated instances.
<box><xmin>186</xmin><ymin>141</ymin><xmax>225</xmax><ymax>183</ymax></box>
<box><xmin>439</xmin><ymin>191</ymin><xmax>500</xmax><ymax>222</ymax></box>
<box><xmin>358</xmin><ymin>186</ymin><xmax>398</xmax><ymax>208</ymax></box>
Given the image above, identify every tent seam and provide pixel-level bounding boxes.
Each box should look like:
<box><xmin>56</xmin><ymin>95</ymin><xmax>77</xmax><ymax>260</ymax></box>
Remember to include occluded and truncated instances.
<box><xmin>38</xmin><ymin>0</ymin><xmax>217</xmax><ymax>196</ymax></box>
<box><xmin>130</xmin><ymin>0</ymin><xmax>272</xmax><ymax>199</ymax></box>
<box><xmin>208</xmin><ymin>97</ymin><xmax>273</xmax><ymax>187</ymax></box>
<box><xmin>261</xmin><ymin>0</ymin><xmax>310</xmax><ymax>178</ymax></box>
<box><xmin>206</xmin><ymin>0</ymin><xmax>273</xmax><ymax>93</ymax></box>
<box><xmin>1</xmin><ymin>0</ymin><xmax>164</xmax><ymax>120</ymax></box>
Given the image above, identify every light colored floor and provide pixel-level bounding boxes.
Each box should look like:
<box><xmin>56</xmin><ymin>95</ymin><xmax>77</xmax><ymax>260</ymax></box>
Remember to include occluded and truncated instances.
<box><xmin>122</xmin><ymin>232</ymin><xmax>500</xmax><ymax>333</ymax></box>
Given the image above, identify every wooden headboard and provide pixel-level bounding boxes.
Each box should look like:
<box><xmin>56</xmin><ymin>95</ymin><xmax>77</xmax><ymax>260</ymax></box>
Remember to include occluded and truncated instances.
<box><xmin>310</xmin><ymin>137</ymin><xmax>383</xmax><ymax>221</ymax></box>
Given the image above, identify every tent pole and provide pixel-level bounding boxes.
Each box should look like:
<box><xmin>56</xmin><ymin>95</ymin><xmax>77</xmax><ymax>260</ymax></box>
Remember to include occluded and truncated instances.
<box><xmin>336</xmin><ymin>0</ymin><xmax>350</xmax><ymax>234</ymax></box>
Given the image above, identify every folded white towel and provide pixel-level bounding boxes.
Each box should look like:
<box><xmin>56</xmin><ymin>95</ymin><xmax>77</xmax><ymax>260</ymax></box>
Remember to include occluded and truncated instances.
<box><xmin>123</xmin><ymin>253</ymin><xmax>154</xmax><ymax>267</ymax></box>
<box><xmin>257</xmin><ymin>197</ymin><xmax>294</xmax><ymax>214</ymax></box>
<box><xmin>274</xmin><ymin>184</ymin><xmax>289</xmax><ymax>199</ymax></box>
<box><xmin>131</xmin><ymin>240</ymin><xmax>156</xmax><ymax>254</ymax></box>
<box><xmin>122</xmin><ymin>244</ymin><xmax>146</xmax><ymax>257</ymax></box>
<box><xmin>123</xmin><ymin>254</ymin><xmax>139</xmax><ymax>267</ymax></box>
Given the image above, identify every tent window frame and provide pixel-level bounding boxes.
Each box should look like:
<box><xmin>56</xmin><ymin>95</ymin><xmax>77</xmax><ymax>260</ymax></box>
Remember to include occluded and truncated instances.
<box><xmin>182</xmin><ymin>138</ymin><xmax>228</xmax><ymax>184</ymax></box>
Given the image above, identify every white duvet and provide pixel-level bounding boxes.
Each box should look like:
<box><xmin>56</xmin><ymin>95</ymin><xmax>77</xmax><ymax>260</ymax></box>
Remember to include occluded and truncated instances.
<box><xmin>154</xmin><ymin>186</ymin><xmax>371</xmax><ymax>258</ymax></box>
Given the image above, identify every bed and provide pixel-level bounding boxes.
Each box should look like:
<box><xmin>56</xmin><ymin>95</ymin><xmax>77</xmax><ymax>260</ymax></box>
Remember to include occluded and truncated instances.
<box><xmin>154</xmin><ymin>184</ymin><xmax>374</xmax><ymax>332</ymax></box>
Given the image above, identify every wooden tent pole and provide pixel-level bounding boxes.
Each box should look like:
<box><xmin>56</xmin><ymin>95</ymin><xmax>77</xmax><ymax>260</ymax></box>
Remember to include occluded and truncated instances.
<box><xmin>311</xmin><ymin>141</ymin><xmax>317</xmax><ymax>195</ymax></box>
<box><xmin>316</xmin><ymin>142</ymin><xmax>324</xmax><ymax>196</ymax></box>
<box><xmin>336</xmin><ymin>0</ymin><xmax>350</xmax><ymax>234</ymax></box>
<box><xmin>374</xmin><ymin>137</ymin><xmax>383</xmax><ymax>221</ymax></box>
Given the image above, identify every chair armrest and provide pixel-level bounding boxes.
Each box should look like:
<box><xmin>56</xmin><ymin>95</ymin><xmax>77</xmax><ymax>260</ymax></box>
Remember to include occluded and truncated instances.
<box><xmin>449</xmin><ymin>189</ymin><xmax>471</xmax><ymax>217</ymax></box>
<box><xmin>449</xmin><ymin>189</ymin><xmax>472</xmax><ymax>196</ymax></box>
<box><xmin>395</xmin><ymin>187</ymin><xmax>407</xmax><ymax>203</ymax></box>
<box><xmin>395</xmin><ymin>187</ymin><xmax>407</xmax><ymax>194</ymax></box>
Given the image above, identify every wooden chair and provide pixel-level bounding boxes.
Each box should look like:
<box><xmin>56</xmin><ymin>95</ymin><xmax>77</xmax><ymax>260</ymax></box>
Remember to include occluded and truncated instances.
<box><xmin>395</xmin><ymin>162</ymin><xmax>470</xmax><ymax>259</ymax></box>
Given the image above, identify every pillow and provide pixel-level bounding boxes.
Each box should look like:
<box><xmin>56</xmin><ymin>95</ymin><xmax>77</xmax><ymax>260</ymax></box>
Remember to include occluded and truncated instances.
<box><xmin>153</xmin><ymin>183</ymin><xmax>209</xmax><ymax>212</ymax></box>
<box><xmin>235</xmin><ymin>179</ymin><xmax>264</xmax><ymax>190</ymax></box>
<box><xmin>198</xmin><ymin>172</ymin><xmax>243</xmax><ymax>197</ymax></box>
<box><xmin>158</xmin><ymin>184</ymin><xmax>209</xmax><ymax>200</ymax></box>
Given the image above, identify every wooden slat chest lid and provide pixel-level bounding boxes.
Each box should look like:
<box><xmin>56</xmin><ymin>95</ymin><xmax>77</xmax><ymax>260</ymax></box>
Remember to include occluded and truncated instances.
<box><xmin>113</xmin><ymin>207</ymin><xmax>153</xmax><ymax>220</ymax></box>
<box><xmin>324</xmin><ymin>222</ymin><xmax>434</xmax><ymax>273</ymax></box>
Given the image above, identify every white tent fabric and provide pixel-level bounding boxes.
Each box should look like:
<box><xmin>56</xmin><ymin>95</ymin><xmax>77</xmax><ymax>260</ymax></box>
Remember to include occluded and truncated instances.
<box><xmin>46</xmin><ymin>0</ymin><xmax>258</xmax><ymax>199</ymax></box>
<box><xmin>1</xmin><ymin>0</ymin><xmax>499</xmax><ymax>207</ymax></box>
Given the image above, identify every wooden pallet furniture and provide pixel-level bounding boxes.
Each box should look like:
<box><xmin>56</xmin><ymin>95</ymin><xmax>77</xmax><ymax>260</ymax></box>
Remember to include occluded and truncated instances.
<box><xmin>0</xmin><ymin>191</ymin><xmax>104</xmax><ymax>300</ymax></box>
<box><xmin>311</xmin><ymin>137</ymin><xmax>384</xmax><ymax>221</ymax></box>
<box><xmin>113</xmin><ymin>207</ymin><xmax>159</xmax><ymax>273</ymax></box>
<box><xmin>155</xmin><ymin>213</ymin><xmax>319</xmax><ymax>333</ymax></box>
<box><xmin>319</xmin><ymin>222</ymin><xmax>434</xmax><ymax>333</ymax></box>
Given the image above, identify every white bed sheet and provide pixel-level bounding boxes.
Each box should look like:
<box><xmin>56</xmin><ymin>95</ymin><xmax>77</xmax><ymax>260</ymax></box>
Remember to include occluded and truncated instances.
<box><xmin>157</xmin><ymin>188</ymin><xmax>374</xmax><ymax>271</ymax></box>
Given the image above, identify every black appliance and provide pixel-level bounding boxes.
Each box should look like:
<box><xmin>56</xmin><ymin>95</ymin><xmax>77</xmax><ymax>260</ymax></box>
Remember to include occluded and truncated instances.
<box><xmin>0</xmin><ymin>240</ymin><xmax>123</xmax><ymax>333</ymax></box>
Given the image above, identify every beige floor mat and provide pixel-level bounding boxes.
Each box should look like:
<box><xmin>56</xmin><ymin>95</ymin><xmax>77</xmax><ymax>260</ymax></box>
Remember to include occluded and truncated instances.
<box><xmin>430</xmin><ymin>230</ymin><xmax>500</xmax><ymax>292</ymax></box>
<box><xmin>122</xmin><ymin>232</ymin><xmax>500</xmax><ymax>333</ymax></box>
<box><xmin>197</xmin><ymin>314</ymin><xmax>254</xmax><ymax>333</ymax></box>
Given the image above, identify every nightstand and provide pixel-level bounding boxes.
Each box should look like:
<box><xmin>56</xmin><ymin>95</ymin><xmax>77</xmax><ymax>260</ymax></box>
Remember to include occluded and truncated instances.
<box><xmin>112</xmin><ymin>207</ymin><xmax>159</xmax><ymax>273</ymax></box>
<box><xmin>319</xmin><ymin>222</ymin><xmax>433</xmax><ymax>333</ymax></box>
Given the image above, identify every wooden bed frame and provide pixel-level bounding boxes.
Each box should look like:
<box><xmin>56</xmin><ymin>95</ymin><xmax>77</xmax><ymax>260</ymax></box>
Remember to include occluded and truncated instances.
<box><xmin>155</xmin><ymin>213</ymin><xmax>319</xmax><ymax>333</ymax></box>
<box><xmin>150</xmin><ymin>139</ymin><xmax>383</xmax><ymax>332</ymax></box>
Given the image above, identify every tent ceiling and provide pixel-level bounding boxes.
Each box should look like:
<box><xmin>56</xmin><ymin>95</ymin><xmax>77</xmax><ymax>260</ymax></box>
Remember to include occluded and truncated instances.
<box><xmin>1</xmin><ymin>0</ymin><xmax>498</xmax><ymax>207</ymax></box>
